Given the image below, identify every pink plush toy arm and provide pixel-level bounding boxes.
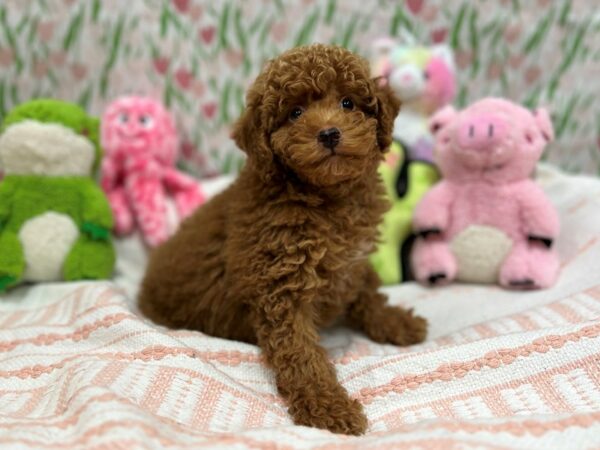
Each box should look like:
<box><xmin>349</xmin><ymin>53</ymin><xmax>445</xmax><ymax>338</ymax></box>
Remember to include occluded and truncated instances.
<box><xmin>517</xmin><ymin>181</ymin><xmax>560</xmax><ymax>246</ymax></box>
<box><xmin>100</xmin><ymin>155</ymin><xmax>135</xmax><ymax>236</ymax></box>
<box><xmin>413</xmin><ymin>181</ymin><xmax>454</xmax><ymax>236</ymax></box>
<box><xmin>100</xmin><ymin>157</ymin><xmax>119</xmax><ymax>192</ymax></box>
<box><xmin>163</xmin><ymin>167</ymin><xmax>198</xmax><ymax>191</ymax></box>
<box><xmin>163</xmin><ymin>167</ymin><xmax>206</xmax><ymax>219</ymax></box>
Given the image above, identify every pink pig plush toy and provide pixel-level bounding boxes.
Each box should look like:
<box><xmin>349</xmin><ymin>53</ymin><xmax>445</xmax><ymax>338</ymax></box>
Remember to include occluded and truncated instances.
<box><xmin>411</xmin><ymin>97</ymin><xmax>560</xmax><ymax>289</ymax></box>
<box><xmin>100</xmin><ymin>96</ymin><xmax>205</xmax><ymax>247</ymax></box>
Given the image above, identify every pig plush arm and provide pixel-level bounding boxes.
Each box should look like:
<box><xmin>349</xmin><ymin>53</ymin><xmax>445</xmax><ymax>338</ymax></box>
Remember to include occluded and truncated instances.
<box><xmin>517</xmin><ymin>107</ymin><xmax>559</xmax><ymax>248</ymax></box>
<box><xmin>517</xmin><ymin>181</ymin><xmax>560</xmax><ymax>247</ymax></box>
<box><xmin>412</xmin><ymin>181</ymin><xmax>455</xmax><ymax>237</ymax></box>
<box><xmin>412</xmin><ymin>105</ymin><xmax>458</xmax><ymax>237</ymax></box>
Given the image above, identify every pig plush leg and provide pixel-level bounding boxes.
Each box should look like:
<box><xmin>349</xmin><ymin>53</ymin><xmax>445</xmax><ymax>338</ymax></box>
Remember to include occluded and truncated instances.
<box><xmin>499</xmin><ymin>241</ymin><xmax>560</xmax><ymax>289</ymax></box>
<box><xmin>411</xmin><ymin>237</ymin><xmax>457</xmax><ymax>286</ymax></box>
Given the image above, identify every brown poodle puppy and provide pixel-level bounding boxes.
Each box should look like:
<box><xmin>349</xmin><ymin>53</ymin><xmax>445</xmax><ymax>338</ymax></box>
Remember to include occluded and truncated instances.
<box><xmin>138</xmin><ymin>44</ymin><xmax>427</xmax><ymax>435</ymax></box>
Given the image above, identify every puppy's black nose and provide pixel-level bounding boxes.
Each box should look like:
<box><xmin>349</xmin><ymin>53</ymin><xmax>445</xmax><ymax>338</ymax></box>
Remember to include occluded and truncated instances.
<box><xmin>318</xmin><ymin>127</ymin><xmax>341</xmax><ymax>150</ymax></box>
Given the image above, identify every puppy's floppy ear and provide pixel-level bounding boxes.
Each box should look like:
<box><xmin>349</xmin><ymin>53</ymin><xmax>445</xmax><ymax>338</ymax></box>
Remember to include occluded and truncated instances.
<box><xmin>232</xmin><ymin>71</ymin><xmax>275</xmax><ymax>182</ymax></box>
<box><xmin>372</xmin><ymin>80</ymin><xmax>401</xmax><ymax>152</ymax></box>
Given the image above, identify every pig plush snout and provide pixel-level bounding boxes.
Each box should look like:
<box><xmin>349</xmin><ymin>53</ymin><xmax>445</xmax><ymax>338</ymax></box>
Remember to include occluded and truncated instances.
<box><xmin>456</xmin><ymin>113</ymin><xmax>508</xmax><ymax>152</ymax></box>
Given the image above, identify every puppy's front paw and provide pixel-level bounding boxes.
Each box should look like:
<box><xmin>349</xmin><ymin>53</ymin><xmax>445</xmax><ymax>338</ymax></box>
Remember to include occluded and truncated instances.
<box><xmin>289</xmin><ymin>385</ymin><xmax>368</xmax><ymax>435</ymax></box>
<box><xmin>379</xmin><ymin>307</ymin><xmax>428</xmax><ymax>346</ymax></box>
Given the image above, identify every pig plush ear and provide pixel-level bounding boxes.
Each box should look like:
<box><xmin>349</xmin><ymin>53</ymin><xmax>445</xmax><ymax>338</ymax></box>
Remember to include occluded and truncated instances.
<box><xmin>429</xmin><ymin>105</ymin><xmax>457</xmax><ymax>135</ymax></box>
<box><xmin>532</xmin><ymin>108</ymin><xmax>554</xmax><ymax>143</ymax></box>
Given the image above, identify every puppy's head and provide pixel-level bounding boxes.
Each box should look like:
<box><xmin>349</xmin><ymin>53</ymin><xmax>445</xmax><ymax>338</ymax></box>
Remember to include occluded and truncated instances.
<box><xmin>232</xmin><ymin>44</ymin><xmax>400</xmax><ymax>187</ymax></box>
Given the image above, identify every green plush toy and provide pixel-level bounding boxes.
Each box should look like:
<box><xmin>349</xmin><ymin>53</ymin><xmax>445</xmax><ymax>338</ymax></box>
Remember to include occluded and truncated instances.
<box><xmin>369</xmin><ymin>39</ymin><xmax>456</xmax><ymax>284</ymax></box>
<box><xmin>0</xmin><ymin>99</ymin><xmax>115</xmax><ymax>292</ymax></box>
<box><xmin>370</xmin><ymin>141</ymin><xmax>439</xmax><ymax>285</ymax></box>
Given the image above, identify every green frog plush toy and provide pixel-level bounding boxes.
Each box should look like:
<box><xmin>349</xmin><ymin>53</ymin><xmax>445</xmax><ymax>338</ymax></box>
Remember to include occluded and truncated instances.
<box><xmin>0</xmin><ymin>99</ymin><xmax>115</xmax><ymax>292</ymax></box>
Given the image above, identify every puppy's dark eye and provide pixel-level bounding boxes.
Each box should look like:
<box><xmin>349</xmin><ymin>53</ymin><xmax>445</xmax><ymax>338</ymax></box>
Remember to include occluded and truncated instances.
<box><xmin>341</xmin><ymin>98</ymin><xmax>354</xmax><ymax>110</ymax></box>
<box><xmin>289</xmin><ymin>107</ymin><xmax>304</xmax><ymax>121</ymax></box>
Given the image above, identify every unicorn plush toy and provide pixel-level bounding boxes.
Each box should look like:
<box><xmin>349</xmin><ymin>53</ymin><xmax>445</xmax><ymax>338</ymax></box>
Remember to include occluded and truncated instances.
<box><xmin>369</xmin><ymin>39</ymin><xmax>456</xmax><ymax>284</ymax></box>
<box><xmin>372</xmin><ymin>39</ymin><xmax>456</xmax><ymax>159</ymax></box>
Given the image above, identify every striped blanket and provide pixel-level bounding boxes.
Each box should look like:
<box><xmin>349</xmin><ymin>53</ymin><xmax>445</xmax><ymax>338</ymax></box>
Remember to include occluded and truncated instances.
<box><xmin>1</xmin><ymin>166</ymin><xmax>599</xmax><ymax>449</ymax></box>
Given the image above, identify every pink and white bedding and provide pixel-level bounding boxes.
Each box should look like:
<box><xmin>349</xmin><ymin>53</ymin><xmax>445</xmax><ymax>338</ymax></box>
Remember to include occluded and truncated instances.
<box><xmin>1</xmin><ymin>166</ymin><xmax>599</xmax><ymax>449</ymax></box>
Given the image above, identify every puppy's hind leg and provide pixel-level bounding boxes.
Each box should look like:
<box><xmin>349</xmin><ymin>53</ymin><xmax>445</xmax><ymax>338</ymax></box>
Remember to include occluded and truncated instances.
<box><xmin>347</xmin><ymin>266</ymin><xmax>427</xmax><ymax>346</ymax></box>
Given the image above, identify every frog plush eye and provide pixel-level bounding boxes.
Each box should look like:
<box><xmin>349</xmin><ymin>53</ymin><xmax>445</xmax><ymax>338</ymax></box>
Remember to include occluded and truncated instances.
<box><xmin>118</xmin><ymin>113</ymin><xmax>129</xmax><ymax>124</ymax></box>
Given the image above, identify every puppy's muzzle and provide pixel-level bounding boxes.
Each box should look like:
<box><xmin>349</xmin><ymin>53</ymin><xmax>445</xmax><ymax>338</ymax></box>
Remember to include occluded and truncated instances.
<box><xmin>318</xmin><ymin>127</ymin><xmax>341</xmax><ymax>151</ymax></box>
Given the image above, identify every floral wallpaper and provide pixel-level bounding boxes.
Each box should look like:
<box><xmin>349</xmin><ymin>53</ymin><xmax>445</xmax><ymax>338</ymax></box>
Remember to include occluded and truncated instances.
<box><xmin>0</xmin><ymin>0</ymin><xmax>599</xmax><ymax>177</ymax></box>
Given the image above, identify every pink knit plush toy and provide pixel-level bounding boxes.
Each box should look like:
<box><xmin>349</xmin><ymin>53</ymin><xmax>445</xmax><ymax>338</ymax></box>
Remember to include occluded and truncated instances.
<box><xmin>411</xmin><ymin>98</ymin><xmax>560</xmax><ymax>289</ymax></box>
<box><xmin>100</xmin><ymin>96</ymin><xmax>205</xmax><ymax>247</ymax></box>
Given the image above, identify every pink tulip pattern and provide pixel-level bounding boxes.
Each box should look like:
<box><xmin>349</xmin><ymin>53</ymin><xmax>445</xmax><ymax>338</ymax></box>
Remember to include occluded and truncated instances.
<box><xmin>0</xmin><ymin>0</ymin><xmax>597</xmax><ymax>176</ymax></box>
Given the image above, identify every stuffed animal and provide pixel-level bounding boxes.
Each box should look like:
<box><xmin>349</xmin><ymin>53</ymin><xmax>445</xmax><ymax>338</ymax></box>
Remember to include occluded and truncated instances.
<box><xmin>372</xmin><ymin>39</ymin><xmax>456</xmax><ymax>151</ymax></box>
<box><xmin>100</xmin><ymin>96</ymin><xmax>205</xmax><ymax>247</ymax></box>
<box><xmin>411</xmin><ymin>97</ymin><xmax>560</xmax><ymax>289</ymax></box>
<box><xmin>0</xmin><ymin>99</ymin><xmax>115</xmax><ymax>292</ymax></box>
<box><xmin>369</xmin><ymin>40</ymin><xmax>456</xmax><ymax>284</ymax></box>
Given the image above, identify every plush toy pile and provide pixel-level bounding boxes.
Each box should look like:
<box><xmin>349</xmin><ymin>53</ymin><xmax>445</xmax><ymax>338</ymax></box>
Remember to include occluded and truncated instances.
<box><xmin>411</xmin><ymin>97</ymin><xmax>560</xmax><ymax>289</ymax></box>
<box><xmin>0</xmin><ymin>95</ymin><xmax>208</xmax><ymax>292</ymax></box>
<box><xmin>0</xmin><ymin>99</ymin><xmax>115</xmax><ymax>292</ymax></box>
<box><xmin>371</xmin><ymin>39</ymin><xmax>456</xmax><ymax>153</ymax></box>
<box><xmin>369</xmin><ymin>40</ymin><xmax>456</xmax><ymax>284</ymax></box>
<box><xmin>101</xmin><ymin>96</ymin><xmax>205</xmax><ymax>247</ymax></box>
<box><xmin>0</xmin><ymin>49</ymin><xmax>560</xmax><ymax>296</ymax></box>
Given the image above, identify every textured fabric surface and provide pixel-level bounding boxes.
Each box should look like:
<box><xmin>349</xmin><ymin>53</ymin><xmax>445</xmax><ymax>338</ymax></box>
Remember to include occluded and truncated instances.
<box><xmin>0</xmin><ymin>166</ymin><xmax>599</xmax><ymax>448</ymax></box>
<box><xmin>0</xmin><ymin>0</ymin><xmax>598</xmax><ymax>176</ymax></box>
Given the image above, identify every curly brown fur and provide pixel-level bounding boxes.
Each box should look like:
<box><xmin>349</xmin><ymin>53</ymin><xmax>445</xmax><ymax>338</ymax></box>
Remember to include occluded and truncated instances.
<box><xmin>138</xmin><ymin>44</ymin><xmax>428</xmax><ymax>435</ymax></box>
